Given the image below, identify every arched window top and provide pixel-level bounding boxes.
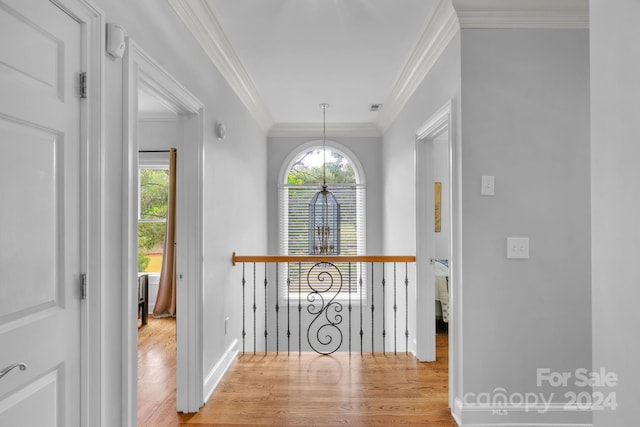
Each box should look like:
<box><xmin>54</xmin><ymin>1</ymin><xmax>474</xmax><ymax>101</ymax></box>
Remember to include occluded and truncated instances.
<box><xmin>280</xmin><ymin>141</ymin><xmax>365</xmax><ymax>185</ymax></box>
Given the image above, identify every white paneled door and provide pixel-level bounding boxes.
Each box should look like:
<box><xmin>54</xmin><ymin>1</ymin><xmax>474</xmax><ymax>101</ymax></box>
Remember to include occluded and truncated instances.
<box><xmin>0</xmin><ymin>0</ymin><xmax>82</xmax><ymax>426</ymax></box>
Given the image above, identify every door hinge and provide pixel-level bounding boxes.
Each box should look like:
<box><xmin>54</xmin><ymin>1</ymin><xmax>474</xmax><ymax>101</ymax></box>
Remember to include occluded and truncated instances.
<box><xmin>81</xmin><ymin>273</ymin><xmax>87</xmax><ymax>300</ymax></box>
<box><xmin>79</xmin><ymin>72</ymin><xmax>87</xmax><ymax>99</ymax></box>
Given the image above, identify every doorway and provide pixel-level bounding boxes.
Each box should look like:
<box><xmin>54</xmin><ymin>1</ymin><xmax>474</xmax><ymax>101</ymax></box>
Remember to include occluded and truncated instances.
<box><xmin>123</xmin><ymin>39</ymin><xmax>205</xmax><ymax>426</ymax></box>
<box><xmin>137</xmin><ymin>142</ymin><xmax>175</xmax><ymax>425</ymax></box>
<box><xmin>415</xmin><ymin>100</ymin><xmax>461</xmax><ymax>418</ymax></box>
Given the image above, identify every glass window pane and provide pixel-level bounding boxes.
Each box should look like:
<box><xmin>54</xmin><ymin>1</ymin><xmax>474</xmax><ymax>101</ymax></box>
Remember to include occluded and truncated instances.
<box><xmin>138</xmin><ymin>167</ymin><xmax>169</xmax><ymax>273</ymax></box>
<box><xmin>287</xmin><ymin>149</ymin><xmax>355</xmax><ymax>185</ymax></box>
<box><xmin>139</xmin><ymin>168</ymin><xmax>169</xmax><ymax>220</ymax></box>
<box><xmin>138</xmin><ymin>222</ymin><xmax>166</xmax><ymax>273</ymax></box>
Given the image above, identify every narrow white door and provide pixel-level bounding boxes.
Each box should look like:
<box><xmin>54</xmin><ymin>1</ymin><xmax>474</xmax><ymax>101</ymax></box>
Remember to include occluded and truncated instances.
<box><xmin>0</xmin><ymin>1</ymin><xmax>82</xmax><ymax>425</ymax></box>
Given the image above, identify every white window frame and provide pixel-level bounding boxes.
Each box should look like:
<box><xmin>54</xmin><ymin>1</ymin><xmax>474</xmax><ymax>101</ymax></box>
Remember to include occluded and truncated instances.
<box><xmin>138</xmin><ymin>153</ymin><xmax>170</xmax><ymax>275</ymax></box>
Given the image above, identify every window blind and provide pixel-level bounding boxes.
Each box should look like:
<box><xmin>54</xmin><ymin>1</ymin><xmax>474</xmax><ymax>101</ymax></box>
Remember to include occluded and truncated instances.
<box><xmin>278</xmin><ymin>183</ymin><xmax>366</xmax><ymax>300</ymax></box>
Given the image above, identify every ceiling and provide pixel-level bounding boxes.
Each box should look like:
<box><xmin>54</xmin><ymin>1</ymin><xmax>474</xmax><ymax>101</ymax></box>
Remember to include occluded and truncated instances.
<box><xmin>166</xmin><ymin>0</ymin><xmax>589</xmax><ymax>134</ymax></box>
<box><xmin>167</xmin><ymin>0</ymin><xmax>455</xmax><ymax>133</ymax></box>
<box><xmin>207</xmin><ymin>0</ymin><xmax>437</xmax><ymax>125</ymax></box>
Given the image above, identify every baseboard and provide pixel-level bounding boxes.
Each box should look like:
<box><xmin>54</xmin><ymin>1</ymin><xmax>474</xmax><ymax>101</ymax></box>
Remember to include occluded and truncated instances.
<box><xmin>459</xmin><ymin>402</ymin><xmax>593</xmax><ymax>426</ymax></box>
<box><xmin>203</xmin><ymin>339</ymin><xmax>238</xmax><ymax>402</ymax></box>
<box><xmin>453</xmin><ymin>397</ymin><xmax>463</xmax><ymax>425</ymax></box>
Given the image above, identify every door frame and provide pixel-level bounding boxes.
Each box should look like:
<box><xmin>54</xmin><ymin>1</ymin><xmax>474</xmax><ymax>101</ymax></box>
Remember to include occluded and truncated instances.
<box><xmin>123</xmin><ymin>39</ymin><xmax>205</xmax><ymax>425</ymax></box>
<box><xmin>48</xmin><ymin>0</ymin><xmax>103</xmax><ymax>425</ymax></box>
<box><xmin>415</xmin><ymin>99</ymin><xmax>462</xmax><ymax>421</ymax></box>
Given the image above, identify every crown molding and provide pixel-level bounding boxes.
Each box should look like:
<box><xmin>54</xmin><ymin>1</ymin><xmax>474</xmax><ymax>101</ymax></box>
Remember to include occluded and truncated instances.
<box><xmin>452</xmin><ymin>0</ymin><xmax>589</xmax><ymax>29</ymax></box>
<box><xmin>376</xmin><ymin>0</ymin><xmax>459</xmax><ymax>132</ymax></box>
<box><xmin>168</xmin><ymin>0</ymin><xmax>587</xmax><ymax>137</ymax></box>
<box><xmin>167</xmin><ymin>0</ymin><xmax>273</xmax><ymax>132</ymax></box>
<box><xmin>268</xmin><ymin>123</ymin><xmax>382</xmax><ymax>139</ymax></box>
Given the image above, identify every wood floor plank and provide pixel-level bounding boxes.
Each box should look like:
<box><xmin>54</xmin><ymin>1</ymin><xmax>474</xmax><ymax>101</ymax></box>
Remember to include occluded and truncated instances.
<box><xmin>180</xmin><ymin>333</ymin><xmax>456</xmax><ymax>426</ymax></box>
<box><xmin>138</xmin><ymin>317</ymin><xmax>179</xmax><ymax>427</ymax></box>
<box><xmin>138</xmin><ymin>318</ymin><xmax>456</xmax><ymax>426</ymax></box>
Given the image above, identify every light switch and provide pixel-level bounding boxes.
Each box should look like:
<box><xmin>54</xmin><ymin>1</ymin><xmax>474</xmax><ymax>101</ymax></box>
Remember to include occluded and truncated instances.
<box><xmin>481</xmin><ymin>176</ymin><xmax>495</xmax><ymax>196</ymax></box>
<box><xmin>507</xmin><ymin>237</ymin><xmax>529</xmax><ymax>259</ymax></box>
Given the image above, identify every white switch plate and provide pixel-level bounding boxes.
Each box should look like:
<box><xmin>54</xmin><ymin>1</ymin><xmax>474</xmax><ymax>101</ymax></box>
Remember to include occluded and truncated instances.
<box><xmin>481</xmin><ymin>175</ymin><xmax>495</xmax><ymax>196</ymax></box>
<box><xmin>507</xmin><ymin>237</ymin><xmax>529</xmax><ymax>259</ymax></box>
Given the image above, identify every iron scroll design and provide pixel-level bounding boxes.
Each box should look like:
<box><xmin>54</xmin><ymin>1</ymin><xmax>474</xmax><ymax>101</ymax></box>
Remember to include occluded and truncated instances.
<box><xmin>306</xmin><ymin>262</ymin><xmax>343</xmax><ymax>355</ymax></box>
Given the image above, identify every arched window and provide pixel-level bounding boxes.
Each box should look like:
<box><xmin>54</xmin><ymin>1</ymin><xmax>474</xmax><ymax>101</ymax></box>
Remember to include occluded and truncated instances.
<box><xmin>279</xmin><ymin>143</ymin><xmax>366</xmax><ymax>297</ymax></box>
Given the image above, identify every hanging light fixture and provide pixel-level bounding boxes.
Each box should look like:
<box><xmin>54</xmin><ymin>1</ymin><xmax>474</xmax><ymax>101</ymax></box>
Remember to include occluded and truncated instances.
<box><xmin>308</xmin><ymin>103</ymin><xmax>341</xmax><ymax>255</ymax></box>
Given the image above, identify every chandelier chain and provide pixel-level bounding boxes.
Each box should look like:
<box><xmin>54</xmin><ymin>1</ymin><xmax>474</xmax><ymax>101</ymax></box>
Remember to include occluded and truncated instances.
<box><xmin>321</xmin><ymin>103</ymin><xmax>328</xmax><ymax>186</ymax></box>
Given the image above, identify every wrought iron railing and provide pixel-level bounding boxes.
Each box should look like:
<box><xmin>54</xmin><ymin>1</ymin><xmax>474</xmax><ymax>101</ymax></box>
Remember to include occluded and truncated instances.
<box><xmin>231</xmin><ymin>253</ymin><xmax>416</xmax><ymax>356</ymax></box>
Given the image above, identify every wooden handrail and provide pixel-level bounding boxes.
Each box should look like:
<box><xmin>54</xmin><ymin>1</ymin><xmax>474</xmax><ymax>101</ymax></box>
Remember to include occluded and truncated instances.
<box><xmin>231</xmin><ymin>252</ymin><xmax>416</xmax><ymax>266</ymax></box>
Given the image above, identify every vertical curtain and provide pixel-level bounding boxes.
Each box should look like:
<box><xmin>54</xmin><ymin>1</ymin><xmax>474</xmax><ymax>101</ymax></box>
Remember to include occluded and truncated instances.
<box><xmin>153</xmin><ymin>148</ymin><xmax>177</xmax><ymax>318</ymax></box>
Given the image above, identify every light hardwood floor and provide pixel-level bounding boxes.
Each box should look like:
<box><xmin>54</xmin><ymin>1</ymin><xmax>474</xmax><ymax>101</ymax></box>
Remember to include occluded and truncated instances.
<box><xmin>138</xmin><ymin>317</ymin><xmax>179</xmax><ymax>427</ymax></box>
<box><xmin>138</xmin><ymin>317</ymin><xmax>457</xmax><ymax>426</ymax></box>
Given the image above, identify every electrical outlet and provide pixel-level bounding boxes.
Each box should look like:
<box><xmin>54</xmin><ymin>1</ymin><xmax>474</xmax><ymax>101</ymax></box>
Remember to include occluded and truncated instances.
<box><xmin>507</xmin><ymin>237</ymin><xmax>529</xmax><ymax>259</ymax></box>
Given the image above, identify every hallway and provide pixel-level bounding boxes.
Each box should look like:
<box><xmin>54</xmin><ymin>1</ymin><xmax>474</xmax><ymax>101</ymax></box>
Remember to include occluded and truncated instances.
<box><xmin>138</xmin><ymin>317</ymin><xmax>454</xmax><ymax>426</ymax></box>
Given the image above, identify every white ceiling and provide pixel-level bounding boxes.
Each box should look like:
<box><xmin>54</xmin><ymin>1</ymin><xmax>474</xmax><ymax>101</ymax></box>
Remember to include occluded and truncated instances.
<box><xmin>167</xmin><ymin>0</ymin><xmax>589</xmax><ymax>133</ymax></box>
<box><xmin>206</xmin><ymin>0</ymin><xmax>437</xmax><ymax>125</ymax></box>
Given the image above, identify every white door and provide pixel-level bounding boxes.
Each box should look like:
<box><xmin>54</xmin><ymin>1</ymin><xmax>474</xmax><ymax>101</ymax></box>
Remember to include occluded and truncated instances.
<box><xmin>0</xmin><ymin>1</ymin><xmax>82</xmax><ymax>426</ymax></box>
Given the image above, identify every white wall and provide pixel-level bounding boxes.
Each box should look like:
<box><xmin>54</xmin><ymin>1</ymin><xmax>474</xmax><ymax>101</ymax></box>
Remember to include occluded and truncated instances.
<box><xmin>459</xmin><ymin>28</ymin><xmax>591</xmax><ymax>424</ymax></box>
<box><xmin>139</xmin><ymin>119</ymin><xmax>179</xmax><ymax>151</ymax></box>
<box><xmin>591</xmin><ymin>1</ymin><xmax>640</xmax><ymax>425</ymax></box>
<box><xmin>91</xmin><ymin>0</ymin><xmax>267</xmax><ymax>424</ymax></box>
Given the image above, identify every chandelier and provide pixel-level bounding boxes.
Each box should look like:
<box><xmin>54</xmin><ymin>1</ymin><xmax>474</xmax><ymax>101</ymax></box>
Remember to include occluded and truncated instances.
<box><xmin>308</xmin><ymin>103</ymin><xmax>341</xmax><ymax>255</ymax></box>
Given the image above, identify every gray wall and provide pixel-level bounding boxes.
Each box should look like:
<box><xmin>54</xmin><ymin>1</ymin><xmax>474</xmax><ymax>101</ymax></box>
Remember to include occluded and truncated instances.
<box><xmin>434</xmin><ymin>137</ymin><xmax>451</xmax><ymax>260</ymax></box>
<box><xmin>591</xmin><ymin>0</ymin><xmax>640</xmax><ymax>425</ymax></box>
<box><xmin>460</xmin><ymin>28</ymin><xmax>591</xmax><ymax>423</ymax></box>
<box><xmin>383</xmin><ymin>27</ymin><xmax>591</xmax><ymax>424</ymax></box>
<box><xmin>92</xmin><ymin>0</ymin><xmax>267</xmax><ymax>424</ymax></box>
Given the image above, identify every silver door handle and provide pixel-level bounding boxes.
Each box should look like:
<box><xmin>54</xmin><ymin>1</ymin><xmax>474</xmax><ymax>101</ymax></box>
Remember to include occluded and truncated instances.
<box><xmin>0</xmin><ymin>363</ymin><xmax>27</xmax><ymax>379</ymax></box>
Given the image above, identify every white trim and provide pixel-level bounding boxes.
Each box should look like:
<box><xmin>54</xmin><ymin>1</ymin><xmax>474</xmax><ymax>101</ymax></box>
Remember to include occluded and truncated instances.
<box><xmin>203</xmin><ymin>340</ymin><xmax>238</xmax><ymax>402</ymax></box>
<box><xmin>452</xmin><ymin>0</ymin><xmax>589</xmax><ymax>29</ymax></box>
<box><xmin>463</xmin><ymin>424</ymin><xmax>592</xmax><ymax>427</ymax></box>
<box><xmin>415</xmin><ymin>99</ymin><xmax>462</xmax><ymax>421</ymax></box>
<box><xmin>460</xmin><ymin>402</ymin><xmax>593</xmax><ymax>426</ymax></box>
<box><xmin>377</xmin><ymin>0</ymin><xmax>459</xmax><ymax>132</ymax></box>
<box><xmin>453</xmin><ymin>397</ymin><xmax>463</xmax><ymax>425</ymax></box>
<box><xmin>416</xmin><ymin>103</ymin><xmax>451</xmax><ymax>140</ymax></box>
<box><xmin>48</xmin><ymin>0</ymin><xmax>104</xmax><ymax>426</ymax></box>
<box><xmin>166</xmin><ymin>0</ymin><xmax>272</xmax><ymax>132</ymax></box>
<box><xmin>123</xmin><ymin>39</ymin><xmax>205</xmax><ymax>426</ymax></box>
<box><xmin>269</xmin><ymin>123</ymin><xmax>382</xmax><ymax>138</ymax></box>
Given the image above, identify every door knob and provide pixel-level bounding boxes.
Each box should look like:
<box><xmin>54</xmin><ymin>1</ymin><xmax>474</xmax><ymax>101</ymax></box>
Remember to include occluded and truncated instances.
<box><xmin>0</xmin><ymin>363</ymin><xmax>27</xmax><ymax>379</ymax></box>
